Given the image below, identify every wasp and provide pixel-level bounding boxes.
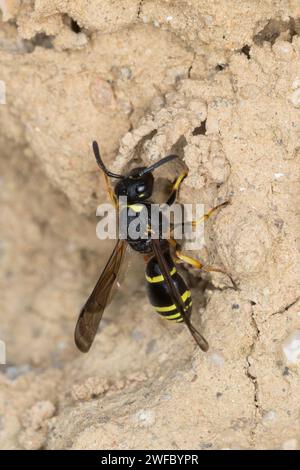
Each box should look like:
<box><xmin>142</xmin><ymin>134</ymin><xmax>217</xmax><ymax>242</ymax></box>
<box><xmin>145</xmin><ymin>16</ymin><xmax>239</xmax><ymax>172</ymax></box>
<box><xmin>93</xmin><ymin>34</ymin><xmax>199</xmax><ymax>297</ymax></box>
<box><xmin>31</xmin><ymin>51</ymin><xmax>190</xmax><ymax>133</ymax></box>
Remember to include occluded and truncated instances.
<box><xmin>75</xmin><ymin>141</ymin><xmax>236</xmax><ymax>353</ymax></box>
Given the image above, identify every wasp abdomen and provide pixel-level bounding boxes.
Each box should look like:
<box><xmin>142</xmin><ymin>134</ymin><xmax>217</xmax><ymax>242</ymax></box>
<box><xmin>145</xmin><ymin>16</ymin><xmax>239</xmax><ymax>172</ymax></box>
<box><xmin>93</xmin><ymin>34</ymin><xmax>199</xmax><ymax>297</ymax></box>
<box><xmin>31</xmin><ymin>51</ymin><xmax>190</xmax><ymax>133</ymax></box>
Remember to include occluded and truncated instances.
<box><xmin>146</xmin><ymin>252</ymin><xmax>192</xmax><ymax>322</ymax></box>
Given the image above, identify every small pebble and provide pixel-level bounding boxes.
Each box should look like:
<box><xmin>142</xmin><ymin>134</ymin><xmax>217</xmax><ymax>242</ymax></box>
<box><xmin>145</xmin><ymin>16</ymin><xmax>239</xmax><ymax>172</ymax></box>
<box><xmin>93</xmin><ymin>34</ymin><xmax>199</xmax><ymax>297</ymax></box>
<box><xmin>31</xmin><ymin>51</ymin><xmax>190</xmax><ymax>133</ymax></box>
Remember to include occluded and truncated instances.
<box><xmin>119</xmin><ymin>67</ymin><xmax>132</xmax><ymax>80</ymax></box>
<box><xmin>134</xmin><ymin>409</ymin><xmax>156</xmax><ymax>427</ymax></box>
<box><xmin>272</xmin><ymin>40</ymin><xmax>294</xmax><ymax>60</ymax></box>
<box><xmin>207</xmin><ymin>352</ymin><xmax>225</xmax><ymax>367</ymax></box>
<box><xmin>282</xmin><ymin>330</ymin><xmax>300</xmax><ymax>365</ymax></box>
<box><xmin>262</xmin><ymin>410</ymin><xmax>277</xmax><ymax>424</ymax></box>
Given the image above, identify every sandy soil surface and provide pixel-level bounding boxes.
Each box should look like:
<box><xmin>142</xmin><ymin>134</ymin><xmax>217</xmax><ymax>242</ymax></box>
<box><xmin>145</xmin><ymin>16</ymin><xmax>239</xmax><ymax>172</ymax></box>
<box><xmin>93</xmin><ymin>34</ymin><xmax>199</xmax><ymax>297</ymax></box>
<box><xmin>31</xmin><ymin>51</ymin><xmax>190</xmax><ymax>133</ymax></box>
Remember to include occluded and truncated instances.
<box><xmin>0</xmin><ymin>0</ymin><xmax>300</xmax><ymax>450</ymax></box>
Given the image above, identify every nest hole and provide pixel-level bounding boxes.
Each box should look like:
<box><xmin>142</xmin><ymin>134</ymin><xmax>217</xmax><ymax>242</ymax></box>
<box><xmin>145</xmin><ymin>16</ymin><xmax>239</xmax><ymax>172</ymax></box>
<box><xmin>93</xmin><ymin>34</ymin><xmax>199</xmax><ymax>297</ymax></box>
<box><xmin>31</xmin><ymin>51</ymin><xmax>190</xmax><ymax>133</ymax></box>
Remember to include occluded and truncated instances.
<box><xmin>192</xmin><ymin>120</ymin><xmax>207</xmax><ymax>136</ymax></box>
<box><xmin>240</xmin><ymin>45</ymin><xmax>251</xmax><ymax>59</ymax></box>
<box><xmin>64</xmin><ymin>14</ymin><xmax>83</xmax><ymax>34</ymax></box>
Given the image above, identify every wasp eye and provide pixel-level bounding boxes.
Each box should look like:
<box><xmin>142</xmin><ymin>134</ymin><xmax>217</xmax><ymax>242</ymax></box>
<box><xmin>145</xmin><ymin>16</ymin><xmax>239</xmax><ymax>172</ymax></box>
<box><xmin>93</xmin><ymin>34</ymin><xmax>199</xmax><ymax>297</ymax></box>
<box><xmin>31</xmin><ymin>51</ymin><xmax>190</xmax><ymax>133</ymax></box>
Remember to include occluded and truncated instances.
<box><xmin>136</xmin><ymin>183</ymin><xmax>146</xmax><ymax>195</ymax></box>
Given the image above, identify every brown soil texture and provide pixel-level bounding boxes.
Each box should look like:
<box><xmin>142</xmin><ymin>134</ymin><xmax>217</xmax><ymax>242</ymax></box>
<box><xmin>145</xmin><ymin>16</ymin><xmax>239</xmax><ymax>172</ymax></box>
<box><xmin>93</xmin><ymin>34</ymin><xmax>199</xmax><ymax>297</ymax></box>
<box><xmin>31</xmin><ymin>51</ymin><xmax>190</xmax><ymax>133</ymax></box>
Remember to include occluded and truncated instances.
<box><xmin>0</xmin><ymin>1</ymin><xmax>300</xmax><ymax>450</ymax></box>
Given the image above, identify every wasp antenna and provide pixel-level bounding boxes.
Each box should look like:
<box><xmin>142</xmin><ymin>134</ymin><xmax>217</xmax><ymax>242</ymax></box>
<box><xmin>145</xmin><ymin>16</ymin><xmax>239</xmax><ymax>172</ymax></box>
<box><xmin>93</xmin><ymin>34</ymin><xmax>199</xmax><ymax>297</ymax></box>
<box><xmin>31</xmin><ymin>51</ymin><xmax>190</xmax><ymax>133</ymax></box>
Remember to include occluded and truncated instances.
<box><xmin>92</xmin><ymin>141</ymin><xmax>124</xmax><ymax>179</ymax></box>
<box><xmin>140</xmin><ymin>154</ymin><xmax>179</xmax><ymax>175</ymax></box>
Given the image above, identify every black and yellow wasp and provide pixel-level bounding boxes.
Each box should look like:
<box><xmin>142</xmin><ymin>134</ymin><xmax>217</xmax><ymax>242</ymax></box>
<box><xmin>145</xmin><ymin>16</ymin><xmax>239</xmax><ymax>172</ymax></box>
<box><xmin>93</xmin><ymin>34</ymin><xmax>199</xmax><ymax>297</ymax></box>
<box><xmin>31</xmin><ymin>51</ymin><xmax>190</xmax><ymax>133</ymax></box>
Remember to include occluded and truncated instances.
<box><xmin>75</xmin><ymin>141</ymin><xmax>235</xmax><ymax>353</ymax></box>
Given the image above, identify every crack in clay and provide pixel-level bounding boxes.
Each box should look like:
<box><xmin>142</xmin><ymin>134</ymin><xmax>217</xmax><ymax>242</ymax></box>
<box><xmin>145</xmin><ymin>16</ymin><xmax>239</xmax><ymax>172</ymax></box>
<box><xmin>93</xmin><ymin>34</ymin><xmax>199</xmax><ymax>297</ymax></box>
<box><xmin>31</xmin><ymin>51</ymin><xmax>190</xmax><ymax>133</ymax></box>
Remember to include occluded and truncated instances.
<box><xmin>245</xmin><ymin>296</ymin><xmax>299</xmax><ymax>445</ymax></box>
<box><xmin>188</xmin><ymin>51</ymin><xmax>197</xmax><ymax>78</ymax></box>
<box><xmin>137</xmin><ymin>0</ymin><xmax>144</xmax><ymax>20</ymax></box>
<box><xmin>245</xmin><ymin>304</ymin><xmax>261</xmax><ymax>446</ymax></box>
<box><xmin>270</xmin><ymin>297</ymin><xmax>300</xmax><ymax>318</ymax></box>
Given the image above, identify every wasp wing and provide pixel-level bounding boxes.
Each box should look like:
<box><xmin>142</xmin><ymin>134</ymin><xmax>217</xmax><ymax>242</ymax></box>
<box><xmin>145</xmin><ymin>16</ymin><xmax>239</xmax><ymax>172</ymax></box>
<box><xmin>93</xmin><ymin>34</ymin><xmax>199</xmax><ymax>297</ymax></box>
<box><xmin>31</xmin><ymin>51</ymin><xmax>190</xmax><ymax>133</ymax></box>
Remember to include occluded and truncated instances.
<box><xmin>75</xmin><ymin>239</ymin><xmax>128</xmax><ymax>353</ymax></box>
<box><xmin>151</xmin><ymin>239</ymin><xmax>209</xmax><ymax>352</ymax></box>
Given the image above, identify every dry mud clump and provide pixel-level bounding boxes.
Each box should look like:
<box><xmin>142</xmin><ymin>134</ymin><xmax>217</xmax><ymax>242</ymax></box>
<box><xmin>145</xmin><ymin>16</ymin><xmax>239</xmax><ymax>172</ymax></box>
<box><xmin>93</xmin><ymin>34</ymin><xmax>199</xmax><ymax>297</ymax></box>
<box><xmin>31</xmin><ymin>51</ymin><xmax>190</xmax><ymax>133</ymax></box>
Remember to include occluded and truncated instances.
<box><xmin>0</xmin><ymin>0</ymin><xmax>300</xmax><ymax>450</ymax></box>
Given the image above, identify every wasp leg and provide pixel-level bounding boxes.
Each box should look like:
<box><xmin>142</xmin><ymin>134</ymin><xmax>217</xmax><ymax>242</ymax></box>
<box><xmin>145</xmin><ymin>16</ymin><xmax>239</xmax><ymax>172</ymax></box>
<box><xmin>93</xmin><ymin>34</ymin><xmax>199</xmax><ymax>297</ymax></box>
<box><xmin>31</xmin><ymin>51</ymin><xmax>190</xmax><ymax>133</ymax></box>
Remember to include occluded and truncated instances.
<box><xmin>170</xmin><ymin>200</ymin><xmax>230</xmax><ymax>235</ymax></box>
<box><xmin>191</xmin><ymin>200</ymin><xmax>230</xmax><ymax>227</ymax></box>
<box><xmin>198</xmin><ymin>264</ymin><xmax>238</xmax><ymax>291</ymax></box>
<box><xmin>167</xmin><ymin>237</ymin><xmax>178</xmax><ymax>248</ymax></box>
<box><xmin>166</xmin><ymin>171</ymin><xmax>188</xmax><ymax>206</ymax></box>
<box><xmin>172</xmin><ymin>245</ymin><xmax>238</xmax><ymax>290</ymax></box>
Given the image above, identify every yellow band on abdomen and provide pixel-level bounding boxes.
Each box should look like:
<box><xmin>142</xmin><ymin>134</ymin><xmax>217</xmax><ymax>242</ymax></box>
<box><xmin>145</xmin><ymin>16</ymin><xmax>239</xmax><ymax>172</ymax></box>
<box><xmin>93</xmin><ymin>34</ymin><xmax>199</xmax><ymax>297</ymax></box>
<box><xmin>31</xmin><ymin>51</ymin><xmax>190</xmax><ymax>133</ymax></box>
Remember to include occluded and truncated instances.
<box><xmin>145</xmin><ymin>267</ymin><xmax>176</xmax><ymax>283</ymax></box>
<box><xmin>160</xmin><ymin>301</ymin><xmax>192</xmax><ymax>320</ymax></box>
<box><xmin>153</xmin><ymin>291</ymin><xmax>191</xmax><ymax>313</ymax></box>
